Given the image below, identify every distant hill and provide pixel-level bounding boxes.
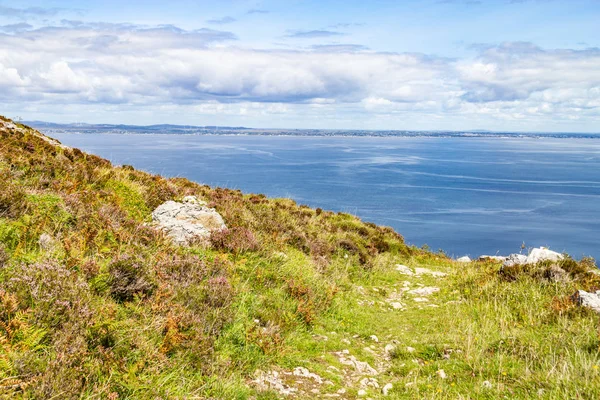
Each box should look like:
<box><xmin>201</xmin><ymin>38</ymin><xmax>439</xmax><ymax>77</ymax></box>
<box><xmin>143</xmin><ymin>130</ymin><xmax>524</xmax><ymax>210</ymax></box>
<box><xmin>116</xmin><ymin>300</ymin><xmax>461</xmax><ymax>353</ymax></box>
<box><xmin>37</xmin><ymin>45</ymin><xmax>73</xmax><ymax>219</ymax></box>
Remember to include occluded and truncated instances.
<box><xmin>25</xmin><ymin>120</ymin><xmax>600</xmax><ymax>138</ymax></box>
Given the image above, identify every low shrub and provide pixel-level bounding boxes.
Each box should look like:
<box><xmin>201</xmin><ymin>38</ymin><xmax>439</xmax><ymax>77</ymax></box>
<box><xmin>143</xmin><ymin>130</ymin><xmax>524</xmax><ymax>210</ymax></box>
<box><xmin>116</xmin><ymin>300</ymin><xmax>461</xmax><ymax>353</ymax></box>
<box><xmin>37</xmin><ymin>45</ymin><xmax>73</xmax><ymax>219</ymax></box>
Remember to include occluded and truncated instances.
<box><xmin>107</xmin><ymin>255</ymin><xmax>156</xmax><ymax>302</ymax></box>
<box><xmin>210</xmin><ymin>227</ymin><xmax>260</xmax><ymax>254</ymax></box>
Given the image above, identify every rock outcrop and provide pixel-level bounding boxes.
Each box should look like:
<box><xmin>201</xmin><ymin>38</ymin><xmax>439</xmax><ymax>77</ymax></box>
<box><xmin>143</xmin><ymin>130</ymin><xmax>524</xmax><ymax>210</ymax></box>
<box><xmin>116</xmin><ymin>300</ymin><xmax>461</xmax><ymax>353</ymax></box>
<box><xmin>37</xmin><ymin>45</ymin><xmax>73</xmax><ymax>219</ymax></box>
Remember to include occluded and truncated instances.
<box><xmin>456</xmin><ymin>256</ymin><xmax>471</xmax><ymax>263</ymax></box>
<box><xmin>152</xmin><ymin>196</ymin><xmax>226</xmax><ymax>246</ymax></box>
<box><xmin>573</xmin><ymin>290</ymin><xmax>600</xmax><ymax>314</ymax></box>
<box><xmin>501</xmin><ymin>247</ymin><xmax>564</xmax><ymax>267</ymax></box>
<box><xmin>525</xmin><ymin>247</ymin><xmax>564</xmax><ymax>264</ymax></box>
<box><xmin>503</xmin><ymin>253</ymin><xmax>528</xmax><ymax>267</ymax></box>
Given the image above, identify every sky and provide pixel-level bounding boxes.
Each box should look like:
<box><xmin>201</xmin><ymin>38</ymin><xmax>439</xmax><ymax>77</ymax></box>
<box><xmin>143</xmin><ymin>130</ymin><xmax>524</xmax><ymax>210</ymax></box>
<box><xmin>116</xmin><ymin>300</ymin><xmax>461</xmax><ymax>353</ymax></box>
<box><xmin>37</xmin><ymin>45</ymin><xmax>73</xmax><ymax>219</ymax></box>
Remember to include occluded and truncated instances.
<box><xmin>0</xmin><ymin>0</ymin><xmax>599</xmax><ymax>131</ymax></box>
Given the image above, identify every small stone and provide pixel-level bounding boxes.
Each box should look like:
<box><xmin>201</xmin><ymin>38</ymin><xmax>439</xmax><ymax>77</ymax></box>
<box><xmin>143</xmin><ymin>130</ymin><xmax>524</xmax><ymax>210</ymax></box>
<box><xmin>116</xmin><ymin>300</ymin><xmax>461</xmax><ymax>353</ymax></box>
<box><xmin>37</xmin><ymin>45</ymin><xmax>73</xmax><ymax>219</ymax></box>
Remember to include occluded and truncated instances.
<box><xmin>408</xmin><ymin>287</ymin><xmax>440</xmax><ymax>296</ymax></box>
<box><xmin>38</xmin><ymin>233</ymin><xmax>57</xmax><ymax>251</ymax></box>
<box><xmin>357</xmin><ymin>389</ymin><xmax>367</xmax><ymax>396</ymax></box>
<box><xmin>293</xmin><ymin>367</ymin><xmax>310</xmax><ymax>377</ymax></box>
<box><xmin>414</xmin><ymin>267</ymin><xmax>447</xmax><ymax>277</ymax></box>
<box><xmin>369</xmin><ymin>335</ymin><xmax>379</xmax><ymax>343</ymax></box>
<box><xmin>436</xmin><ymin>369</ymin><xmax>447</xmax><ymax>379</ymax></box>
<box><xmin>395</xmin><ymin>264</ymin><xmax>414</xmax><ymax>275</ymax></box>
<box><xmin>382</xmin><ymin>383</ymin><xmax>393</xmax><ymax>396</ymax></box>
<box><xmin>390</xmin><ymin>302</ymin><xmax>404</xmax><ymax>309</ymax></box>
<box><xmin>457</xmin><ymin>256</ymin><xmax>471</xmax><ymax>263</ymax></box>
<box><xmin>182</xmin><ymin>195</ymin><xmax>206</xmax><ymax>205</ymax></box>
<box><xmin>482</xmin><ymin>380</ymin><xmax>493</xmax><ymax>389</ymax></box>
<box><xmin>406</xmin><ymin>346</ymin><xmax>416</xmax><ymax>353</ymax></box>
<box><xmin>384</xmin><ymin>344</ymin><xmax>396</xmax><ymax>356</ymax></box>
<box><xmin>360</xmin><ymin>377</ymin><xmax>379</xmax><ymax>389</ymax></box>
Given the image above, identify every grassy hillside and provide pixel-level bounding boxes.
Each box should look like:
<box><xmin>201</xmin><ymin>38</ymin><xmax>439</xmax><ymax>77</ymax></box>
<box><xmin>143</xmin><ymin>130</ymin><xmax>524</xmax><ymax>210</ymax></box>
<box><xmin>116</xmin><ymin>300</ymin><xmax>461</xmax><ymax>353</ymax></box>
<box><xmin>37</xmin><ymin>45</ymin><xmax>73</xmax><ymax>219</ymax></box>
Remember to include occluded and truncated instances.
<box><xmin>1</xmin><ymin>115</ymin><xmax>600</xmax><ymax>399</ymax></box>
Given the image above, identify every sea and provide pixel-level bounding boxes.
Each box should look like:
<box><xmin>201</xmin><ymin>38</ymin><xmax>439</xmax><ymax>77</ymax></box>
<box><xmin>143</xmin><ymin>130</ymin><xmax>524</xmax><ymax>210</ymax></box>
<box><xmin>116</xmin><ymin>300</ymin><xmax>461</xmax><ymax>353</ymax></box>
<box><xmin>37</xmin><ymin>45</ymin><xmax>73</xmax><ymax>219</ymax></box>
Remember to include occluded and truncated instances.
<box><xmin>48</xmin><ymin>132</ymin><xmax>600</xmax><ymax>260</ymax></box>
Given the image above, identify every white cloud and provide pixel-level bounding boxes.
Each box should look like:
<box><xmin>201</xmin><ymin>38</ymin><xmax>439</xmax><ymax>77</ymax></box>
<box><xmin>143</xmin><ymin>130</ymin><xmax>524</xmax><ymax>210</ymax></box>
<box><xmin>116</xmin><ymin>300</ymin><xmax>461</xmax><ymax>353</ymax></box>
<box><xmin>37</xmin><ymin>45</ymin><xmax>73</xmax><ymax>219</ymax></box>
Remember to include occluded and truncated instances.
<box><xmin>0</xmin><ymin>24</ymin><xmax>599</xmax><ymax>130</ymax></box>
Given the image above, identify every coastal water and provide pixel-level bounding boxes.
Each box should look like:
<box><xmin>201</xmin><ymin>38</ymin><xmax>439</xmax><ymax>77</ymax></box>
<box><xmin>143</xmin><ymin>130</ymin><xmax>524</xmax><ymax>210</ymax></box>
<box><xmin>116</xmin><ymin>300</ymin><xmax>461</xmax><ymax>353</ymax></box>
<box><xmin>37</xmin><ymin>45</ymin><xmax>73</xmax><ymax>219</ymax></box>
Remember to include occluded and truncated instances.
<box><xmin>50</xmin><ymin>133</ymin><xmax>600</xmax><ymax>260</ymax></box>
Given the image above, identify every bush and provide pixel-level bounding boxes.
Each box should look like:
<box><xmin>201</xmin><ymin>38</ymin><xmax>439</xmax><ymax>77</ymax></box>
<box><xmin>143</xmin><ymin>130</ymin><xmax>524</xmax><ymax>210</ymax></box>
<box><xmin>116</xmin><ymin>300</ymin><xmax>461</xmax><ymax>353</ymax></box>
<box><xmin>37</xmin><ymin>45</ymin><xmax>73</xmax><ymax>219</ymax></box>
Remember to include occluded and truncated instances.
<box><xmin>210</xmin><ymin>227</ymin><xmax>260</xmax><ymax>254</ymax></box>
<box><xmin>108</xmin><ymin>255</ymin><xmax>156</xmax><ymax>301</ymax></box>
<box><xmin>6</xmin><ymin>261</ymin><xmax>92</xmax><ymax>330</ymax></box>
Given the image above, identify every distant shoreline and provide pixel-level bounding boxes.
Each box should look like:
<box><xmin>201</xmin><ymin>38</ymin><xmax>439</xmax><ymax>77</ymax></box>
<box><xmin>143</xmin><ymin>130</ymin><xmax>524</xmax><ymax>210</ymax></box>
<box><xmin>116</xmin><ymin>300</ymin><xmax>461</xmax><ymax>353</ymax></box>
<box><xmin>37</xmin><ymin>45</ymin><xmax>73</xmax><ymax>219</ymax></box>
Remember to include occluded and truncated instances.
<box><xmin>27</xmin><ymin>122</ymin><xmax>600</xmax><ymax>140</ymax></box>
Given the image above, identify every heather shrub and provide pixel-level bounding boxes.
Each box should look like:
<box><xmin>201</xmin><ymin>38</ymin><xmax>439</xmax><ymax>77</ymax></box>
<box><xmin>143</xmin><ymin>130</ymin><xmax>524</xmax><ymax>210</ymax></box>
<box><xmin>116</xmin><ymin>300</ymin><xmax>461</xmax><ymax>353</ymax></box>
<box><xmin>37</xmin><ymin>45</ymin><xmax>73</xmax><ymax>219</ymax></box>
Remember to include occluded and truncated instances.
<box><xmin>0</xmin><ymin>179</ymin><xmax>28</xmax><ymax>219</ymax></box>
<box><xmin>204</xmin><ymin>276</ymin><xmax>233</xmax><ymax>307</ymax></box>
<box><xmin>107</xmin><ymin>255</ymin><xmax>156</xmax><ymax>301</ymax></box>
<box><xmin>6</xmin><ymin>261</ymin><xmax>92</xmax><ymax>330</ymax></box>
<box><xmin>210</xmin><ymin>227</ymin><xmax>260</xmax><ymax>254</ymax></box>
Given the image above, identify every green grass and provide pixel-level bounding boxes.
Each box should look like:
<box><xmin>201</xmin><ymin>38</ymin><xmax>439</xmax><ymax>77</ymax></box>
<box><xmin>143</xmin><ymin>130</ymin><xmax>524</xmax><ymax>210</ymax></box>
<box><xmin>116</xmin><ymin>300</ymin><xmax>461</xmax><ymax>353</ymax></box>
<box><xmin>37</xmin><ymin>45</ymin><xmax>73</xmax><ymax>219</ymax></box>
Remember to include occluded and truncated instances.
<box><xmin>1</xmin><ymin>116</ymin><xmax>599</xmax><ymax>399</ymax></box>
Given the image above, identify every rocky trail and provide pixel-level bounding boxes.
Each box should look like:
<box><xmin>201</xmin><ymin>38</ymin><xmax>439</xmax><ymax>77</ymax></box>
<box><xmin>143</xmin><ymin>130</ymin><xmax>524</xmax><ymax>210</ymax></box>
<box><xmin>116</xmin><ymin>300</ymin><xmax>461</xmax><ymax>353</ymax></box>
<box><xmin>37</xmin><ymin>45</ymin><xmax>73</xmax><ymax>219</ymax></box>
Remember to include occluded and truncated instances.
<box><xmin>251</xmin><ymin>262</ymin><xmax>453</xmax><ymax>398</ymax></box>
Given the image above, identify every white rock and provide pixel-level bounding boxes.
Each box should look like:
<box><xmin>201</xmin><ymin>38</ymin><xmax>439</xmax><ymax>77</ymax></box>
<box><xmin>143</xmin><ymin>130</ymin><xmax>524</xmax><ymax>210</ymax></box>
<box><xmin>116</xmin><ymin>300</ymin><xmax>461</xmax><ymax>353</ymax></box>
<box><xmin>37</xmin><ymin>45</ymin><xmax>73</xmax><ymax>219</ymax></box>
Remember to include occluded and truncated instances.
<box><xmin>182</xmin><ymin>195</ymin><xmax>206</xmax><ymax>205</ymax></box>
<box><xmin>151</xmin><ymin>196</ymin><xmax>226</xmax><ymax>246</ymax></box>
<box><xmin>38</xmin><ymin>233</ymin><xmax>57</xmax><ymax>251</ymax></box>
<box><xmin>389</xmin><ymin>302</ymin><xmax>405</xmax><ymax>310</ymax></box>
<box><xmin>526</xmin><ymin>247</ymin><xmax>564</xmax><ymax>264</ymax></box>
<box><xmin>482</xmin><ymin>380</ymin><xmax>493</xmax><ymax>389</ymax></box>
<box><xmin>334</xmin><ymin>351</ymin><xmax>378</xmax><ymax>375</ymax></box>
<box><xmin>360</xmin><ymin>377</ymin><xmax>379</xmax><ymax>389</ymax></box>
<box><xmin>406</xmin><ymin>346</ymin><xmax>416</xmax><ymax>353</ymax></box>
<box><xmin>408</xmin><ymin>287</ymin><xmax>440</xmax><ymax>296</ymax></box>
<box><xmin>395</xmin><ymin>264</ymin><xmax>414</xmax><ymax>275</ymax></box>
<box><xmin>503</xmin><ymin>253</ymin><xmax>528</xmax><ymax>267</ymax></box>
<box><xmin>436</xmin><ymin>369</ymin><xmax>447</xmax><ymax>379</ymax></box>
<box><xmin>457</xmin><ymin>256</ymin><xmax>471</xmax><ymax>263</ymax></box>
<box><xmin>384</xmin><ymin>344</ymin><xmax>396</xmax><ymax>356</ymax></box>
<box><xmin>573</xmin><ymin>290</ymin><xmax>600</xmax><ymax>314</ymax></box>
<box><xmin>382</xmin><ymin>383</ymin><xmax>393</xmax><ymax>396</ymax></box>
<box><xmin>414</xmin><ymin>267</ymin><xmax>447</xmax><ymax>277</ymax></box>
<box><xmin>369</xmin><ymin>335</ymin><xmax>379</xmax><ymax>343</ymax></box>
<box><xmin>357</xmin><ymin>389</ymin><xmax>367</xmax><ymax>396</ymax></box>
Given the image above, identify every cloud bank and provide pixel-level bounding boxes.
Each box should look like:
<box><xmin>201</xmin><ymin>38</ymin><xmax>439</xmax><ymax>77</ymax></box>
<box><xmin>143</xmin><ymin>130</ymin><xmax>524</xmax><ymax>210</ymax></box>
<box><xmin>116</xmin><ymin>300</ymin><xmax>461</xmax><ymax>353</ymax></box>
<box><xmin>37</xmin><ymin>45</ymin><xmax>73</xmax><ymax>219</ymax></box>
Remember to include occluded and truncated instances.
<box><xmin>0</xmin><ymin>23</ymin><xmax>599</xmax><ymax>129</ymax></box>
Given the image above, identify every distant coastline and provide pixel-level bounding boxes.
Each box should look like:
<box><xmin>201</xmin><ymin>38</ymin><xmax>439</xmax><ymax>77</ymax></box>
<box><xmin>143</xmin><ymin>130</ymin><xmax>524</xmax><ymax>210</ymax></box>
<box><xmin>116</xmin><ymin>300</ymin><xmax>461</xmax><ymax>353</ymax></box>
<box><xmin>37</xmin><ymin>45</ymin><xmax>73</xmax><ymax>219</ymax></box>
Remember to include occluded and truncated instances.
<box><xmin>26</xmin><ymin>121</ymin><xmax>600</xmax><ymax>139</ymax></box>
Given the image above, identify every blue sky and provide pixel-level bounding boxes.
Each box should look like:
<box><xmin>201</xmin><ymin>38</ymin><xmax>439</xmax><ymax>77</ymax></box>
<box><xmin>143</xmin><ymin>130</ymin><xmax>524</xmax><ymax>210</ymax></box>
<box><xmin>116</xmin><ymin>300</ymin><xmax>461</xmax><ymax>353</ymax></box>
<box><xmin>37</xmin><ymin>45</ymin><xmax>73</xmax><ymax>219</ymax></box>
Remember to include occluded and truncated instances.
<box><xmin>1</xmin><ymin>0</ymin><xmax>599</xmax><ymax>131</ymax></box>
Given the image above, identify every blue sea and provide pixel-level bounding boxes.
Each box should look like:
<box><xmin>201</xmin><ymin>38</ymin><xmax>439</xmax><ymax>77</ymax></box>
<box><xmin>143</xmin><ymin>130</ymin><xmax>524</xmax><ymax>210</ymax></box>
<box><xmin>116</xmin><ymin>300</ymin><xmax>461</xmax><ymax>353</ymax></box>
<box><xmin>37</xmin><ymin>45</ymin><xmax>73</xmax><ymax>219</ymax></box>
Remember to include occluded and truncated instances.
<box><xmin>50</xmin><ymin>133</ymin><xmax>600</xmax><ymax>260</ymax></box>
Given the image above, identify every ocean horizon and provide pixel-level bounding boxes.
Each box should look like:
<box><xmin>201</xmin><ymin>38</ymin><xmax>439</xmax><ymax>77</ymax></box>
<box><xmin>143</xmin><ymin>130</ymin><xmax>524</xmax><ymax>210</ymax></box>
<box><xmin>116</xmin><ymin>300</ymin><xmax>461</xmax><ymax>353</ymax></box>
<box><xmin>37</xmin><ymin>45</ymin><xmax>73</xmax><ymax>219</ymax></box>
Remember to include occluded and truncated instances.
<box><xmin>48</xmin><ymin>131</ymin><xmax>600</xmax><ymax>260</ymax></box>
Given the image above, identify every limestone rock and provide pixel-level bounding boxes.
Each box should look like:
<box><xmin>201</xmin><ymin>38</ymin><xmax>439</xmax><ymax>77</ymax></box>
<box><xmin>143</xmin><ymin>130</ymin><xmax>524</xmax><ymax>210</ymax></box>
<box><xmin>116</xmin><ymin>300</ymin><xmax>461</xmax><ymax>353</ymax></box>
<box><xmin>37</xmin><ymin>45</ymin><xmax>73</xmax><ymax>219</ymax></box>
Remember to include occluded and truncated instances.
<box><xmin>38</xmin><ymin>233</ymin><xmax>57</xmax><ymax>251</ymax></box>
<box><xmin>526</xmin><ymin>247</ymin><xmax>564</xmax><ymax>264</ymax></box>
<box><xmin>414</xmin><ymin>267</ymin><xmax>447</xmax><ymax>277</ymax></box>
<box><xmin>503</xmin><ymin>253</ymin><xmax>528</xmax><ymax>267</ymax></box>
<box><xmin>573</xmin><ymin>290</ymin><xmax>600</xmax><ymax>314</ymax></box>
<box><xmin>395</xmin><ymin>264</ymin><xmax>414</xmax><ymax>275</ymax></box>
<box><xmin>152</xmin><ymin>196</ymin><xmax>226</xmax><ymax>246</ymax></box>
<box><xmin>382</xmin><ymin>383</ymin><xmax>393</xmax><ymax>396</ymax></box>
<box><xmin>408</xmin><ymin>287</ymin><xmax>440</xmax><ymax>296</ymax></box>
<box><xmin>456</xmin><ymin>256</ymin><xmax>471</xmax><ymax>263</ymax></box>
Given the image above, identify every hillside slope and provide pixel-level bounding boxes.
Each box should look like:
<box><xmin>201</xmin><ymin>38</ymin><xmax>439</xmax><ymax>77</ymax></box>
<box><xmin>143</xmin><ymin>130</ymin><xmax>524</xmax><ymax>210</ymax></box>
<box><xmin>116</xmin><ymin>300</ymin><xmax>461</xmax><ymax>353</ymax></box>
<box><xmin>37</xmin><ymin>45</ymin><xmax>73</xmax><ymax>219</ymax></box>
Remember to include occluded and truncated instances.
<box><xmin>1</xmin><ymin>116</ymin><xmax>600</xmax><ymax>399</ymax></box>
